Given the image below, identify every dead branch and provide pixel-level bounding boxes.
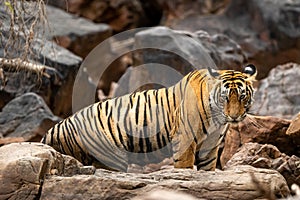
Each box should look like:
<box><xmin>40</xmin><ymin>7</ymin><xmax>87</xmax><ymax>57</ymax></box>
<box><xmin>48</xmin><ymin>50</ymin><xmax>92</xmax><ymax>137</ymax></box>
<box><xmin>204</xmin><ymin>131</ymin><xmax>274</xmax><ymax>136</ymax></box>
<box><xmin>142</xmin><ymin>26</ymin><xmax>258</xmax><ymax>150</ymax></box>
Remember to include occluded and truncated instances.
<box><xmin>0</xmin><ymin>57</ymin><xmax>61</xmax><ymax>79</ymax></box>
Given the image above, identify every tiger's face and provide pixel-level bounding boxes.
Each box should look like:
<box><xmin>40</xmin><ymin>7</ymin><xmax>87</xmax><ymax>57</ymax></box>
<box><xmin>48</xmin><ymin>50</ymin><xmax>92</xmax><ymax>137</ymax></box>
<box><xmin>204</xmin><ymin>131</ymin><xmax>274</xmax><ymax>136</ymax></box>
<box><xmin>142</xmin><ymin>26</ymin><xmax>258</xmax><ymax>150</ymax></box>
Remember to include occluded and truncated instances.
<box><xmin>211</xmin><ymin>64</ymin><xmax>257</xmax><ymax>123</ymax></box>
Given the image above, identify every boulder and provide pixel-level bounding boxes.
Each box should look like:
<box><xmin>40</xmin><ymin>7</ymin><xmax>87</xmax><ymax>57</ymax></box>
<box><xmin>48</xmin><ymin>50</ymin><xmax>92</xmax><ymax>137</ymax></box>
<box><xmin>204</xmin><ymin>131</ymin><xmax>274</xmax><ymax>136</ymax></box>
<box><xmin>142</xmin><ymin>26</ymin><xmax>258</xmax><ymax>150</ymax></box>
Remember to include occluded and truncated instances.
<box><xmin>45</xmin><ymin>5</ymin><xmax>112</xmax><ymax>58</ymax></box>
<box><xmin>113</xmin><ymin>27</ymin><xmax>247</xmax><ymax>96</ymax></box>
<box><xmin>220</xmin><ymin>115</ymin><xmax>294</xmax><ymax>167</ymax></box>
<box><xmin>0</xmin><ymin>93</ymin><xmax>61</xmax><ymax>144</ymax></box>
<box><xmin>251</xmin><ymin>63</ymin><xmax>300</xmax><ymax>119</ymax></box>
<box><xmin>0</xmin><ymin>142</ymin><xmax>95</xmax><ymax>200</ymax></box>
<box><xmin>41</xmin><ymin>165</ymin><xmax>289</xmax><ymax>200</ymax></box>
<box><xmin>170</xmin><ymin>0</ymin><xmax>300</xmax><ymax>79</ymax></box>
<box><xmin>225</xmin><ymin>143</ymin><xmax>300</xmax><ymax>187</ymax></box>
<box><xmin>286</xmin><ymin>112</ymin><xmax>300</xmax><ymax>146</ymax></box>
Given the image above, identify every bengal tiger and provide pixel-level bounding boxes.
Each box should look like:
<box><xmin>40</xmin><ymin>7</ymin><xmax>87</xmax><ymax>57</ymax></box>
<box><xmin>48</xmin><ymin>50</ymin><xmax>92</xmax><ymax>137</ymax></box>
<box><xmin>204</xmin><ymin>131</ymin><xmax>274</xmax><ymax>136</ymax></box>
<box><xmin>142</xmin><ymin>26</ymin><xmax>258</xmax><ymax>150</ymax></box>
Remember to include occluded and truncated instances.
<box><xmin>41</xmin><ymin>64</ymin><xmax>257</xmax><ymax>172</ymax></box>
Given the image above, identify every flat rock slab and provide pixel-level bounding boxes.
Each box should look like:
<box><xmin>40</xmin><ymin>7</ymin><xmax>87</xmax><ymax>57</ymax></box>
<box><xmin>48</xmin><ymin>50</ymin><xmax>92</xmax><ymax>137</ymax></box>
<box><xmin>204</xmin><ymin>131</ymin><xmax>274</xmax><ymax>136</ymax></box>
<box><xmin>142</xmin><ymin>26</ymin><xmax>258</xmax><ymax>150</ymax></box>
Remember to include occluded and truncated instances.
<box><xmin>0</xmin><ymin>142</ymin><xmax>290</xmax><ymax>200</ymax></box>
<box><xmin>41</xmin><ymin>165</ymin><xmax>289</xmax><ymax>200</ymax></box>
<box><xmin>0</xmin><ymin>142</ymin><xmax>94</xmax><ymax>200</ymax></box>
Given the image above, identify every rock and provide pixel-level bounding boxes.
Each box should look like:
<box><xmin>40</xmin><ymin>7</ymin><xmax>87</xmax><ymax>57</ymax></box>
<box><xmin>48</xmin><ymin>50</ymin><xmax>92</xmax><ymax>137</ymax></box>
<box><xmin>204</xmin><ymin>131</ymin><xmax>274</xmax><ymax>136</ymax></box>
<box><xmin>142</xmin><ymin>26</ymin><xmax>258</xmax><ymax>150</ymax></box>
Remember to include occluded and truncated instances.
<box><xmin>45</xmin><ymin>5</ymin><xmax>112</xmax><ymax>58</ymax></box>
<box><xmin>0</xmin><ymin>2</ymin><xmax>83</xmax><ymax>118</ymax></box>
<box><xmin>220</xmin><ymin>115</ymin><xmax>294</xmax><ymax>168</ymax></box>
<box><xmin>286</xmin><ymin>112</ymin><xmax>300</xmax><ymax>147</ymax></box>
<box><xmin>0</xmin><ymin>93</ymin><xmax>61</xmax><ymax>144</ymax></box>
<box><xmin>41</xmin><ymin>165</ymin><xmax>289</xmax><ymax>200</ymax></box>
<box><xmin>1</xmin><ymin>38</ymin><xmax>82</xmax><ymax>119</ymax></box>
<box><xmin>47</xmin><ymin>0</ymin><xmax>163</xmax><ymax>32</ymax></box>
<box><xmin>251</xmin><ymin>63</ymin><xmax>300</xmax><ymax>119</ymax></box>
<box><xmin>113</xmin><ymin>27</ymin><xmax>247</xmax><ymax>96</ymax></box>
<box><xmin>0</xmin><ymin>142</ymin><xmax>95</xmax><ymax>200</ymax></box>
<box><xmin>0</xmin><ymin>142</ymin><xmax>290</xmax><ymax>200</ymax></box>
<box><xmin>170</xmin><ymin>0</ymin><xmax>300</xmax><ymax>79</ymax></box>
<box><xmin>158</xmin><ymin>0</ymin><xmax>230</xmax><ymax>26</ymax></box>
<box><xmin>225</xmin><ymin>143</ymin><xmax>300</xmax><ymax>187</ymax></box>
<box><xmin>34</xmin><ymin>39</ymin><xmax>82</xmax><ymax>117</ymax></box>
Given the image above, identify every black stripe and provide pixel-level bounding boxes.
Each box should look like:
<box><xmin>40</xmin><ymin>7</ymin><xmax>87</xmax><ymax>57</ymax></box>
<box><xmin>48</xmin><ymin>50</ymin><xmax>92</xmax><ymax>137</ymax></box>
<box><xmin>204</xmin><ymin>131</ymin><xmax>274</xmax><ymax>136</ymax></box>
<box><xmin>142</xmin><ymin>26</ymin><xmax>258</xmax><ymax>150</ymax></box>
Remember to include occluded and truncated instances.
<box><xmin>107</xmin><ymin>110</ymin><xmax>119</xmax><ymax>147</ymax></box>
<box><xmin>172</xmin><ymin>86</ymin><xmax>176</xmax><ymax>109</ymax></box>
<box><xmin>160</xmin><ymin>97</ymin><xmax>170</xmax><ymax>141</ymax></box>
<box><xmin>135</xmin><ymin>95</ymin><xmax>141</xmax><ymax>125</ymax></box>
<box><xmin>199</xmin><ymin>78</ymin><xmax>209</xmax><ymax>135</ymax></box>
<box><xmin>156</xmin><ymin>131</ymin><xmax>162</xmax><ymax>148</ymax></box>
<box><xmin>155</xmin><ymin>104</ymin><xmax>161</xmax><ymax>144</ymax></box>
<box><xmin>155</xmin><ymin>90</ymin><xmax>159</xmax><ymax>105</ymax></box>
<box><xmin>116</xmin><ymin>124</ymin><xmax>127</xmax><ymax>150</ymax></box>
<box><xmin>105</xmin><ymin>101</ymin><xmax>109</xmax><ymax>115</ymax></box>
<box><xmin>68</xmin><ymin>118</ymin><xmax>87</xmax><ymax>154</ymax></box>
<box><xmin>127</xmin><ymin>117</ymin><xmax>134</xmax><ymax>152</ymax></box>
<box><xmin>145</xmin><ymin>137</ymin><xmax>152</xmax><ymax>152</ymax></box>
<box><xmin>138</xmin><ymin>130</ymin><xmax>144</xmax><ymax>153</ymax></box>
<box><xmin>62</xmin><ymin>121</ymin><xmax>76</xmax><ymax>157</ymax></box>
<box><xmin>165</xmin><ymin>89</ymin><xmax>171</xmax><ymax>112</ymax></box>
<box><xmin>97</xmin><ymin>104</ymin><xmax>105</xmax><ymax>130</ymax></box>
<box><xmin>55</xmin><ymin>122</ymin><xmax>66</xmax><ymax>154</ymax></box>
<box><xmin>143</xmin><ymin>102</ymin><xmax>147</xmax><ymax>127</ymax></box>
<box><xmin>196</xmin><ymin>156</ymin><xmax>216</xmax><ymax>170</ymax></box>
<box><xmin>129</xmin><ymin>94</ymin><xmax>134</xmax><ymax>108</ymax></box>
<box><xmin>143</xmin><ymin>91</ymin><xmax>148</xmax><ymax>102</ymax></box>
<box><xmin>148</xmin><ymin>92</ymin><xmax>153</xmax><ymax>122</ymax></box>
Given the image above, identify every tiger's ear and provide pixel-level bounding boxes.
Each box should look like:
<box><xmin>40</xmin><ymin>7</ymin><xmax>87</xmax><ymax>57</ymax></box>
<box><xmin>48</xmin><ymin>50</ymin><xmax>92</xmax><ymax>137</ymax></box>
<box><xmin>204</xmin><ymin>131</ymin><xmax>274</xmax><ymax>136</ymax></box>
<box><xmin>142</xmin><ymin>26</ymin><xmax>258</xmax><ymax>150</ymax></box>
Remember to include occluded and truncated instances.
<box><xmin>243</xmin><ymin>64</ymin><xmax>257</xmax><ymax>81</ymax></box>
<box><xmin>207</xmin><ymin>67</ymin><xmax>220</xmax><ymax>78</ymax></box>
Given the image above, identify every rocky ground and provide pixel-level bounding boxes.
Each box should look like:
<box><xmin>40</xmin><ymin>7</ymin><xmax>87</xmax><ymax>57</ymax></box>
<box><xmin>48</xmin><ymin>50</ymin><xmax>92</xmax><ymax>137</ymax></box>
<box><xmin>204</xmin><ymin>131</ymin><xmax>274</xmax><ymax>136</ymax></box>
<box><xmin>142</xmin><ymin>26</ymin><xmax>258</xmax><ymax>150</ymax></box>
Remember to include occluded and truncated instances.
<box><xmin>0</xmin><ymin>0</ymin><xmax>300</xmax><ymax>199</ymax></box>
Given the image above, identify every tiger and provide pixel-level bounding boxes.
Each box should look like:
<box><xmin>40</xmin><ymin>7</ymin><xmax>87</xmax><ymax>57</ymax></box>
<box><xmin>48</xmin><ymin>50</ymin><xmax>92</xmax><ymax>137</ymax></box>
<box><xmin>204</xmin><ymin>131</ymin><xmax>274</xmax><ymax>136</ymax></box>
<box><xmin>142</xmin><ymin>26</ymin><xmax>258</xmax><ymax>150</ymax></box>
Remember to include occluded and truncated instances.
<box><xmin>41</xmin><ymin>64</ymin><xmax>257</xmax><ymax>172</ymax></box>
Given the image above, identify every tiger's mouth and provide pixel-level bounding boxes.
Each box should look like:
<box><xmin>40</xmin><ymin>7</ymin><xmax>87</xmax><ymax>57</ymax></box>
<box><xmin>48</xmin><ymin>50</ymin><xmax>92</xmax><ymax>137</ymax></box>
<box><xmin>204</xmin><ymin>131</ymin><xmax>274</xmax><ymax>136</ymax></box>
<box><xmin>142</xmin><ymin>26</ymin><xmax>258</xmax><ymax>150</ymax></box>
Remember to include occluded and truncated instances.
<box><xmin>225</xmin><ymin>114</ymin><xmax>246</xmax><ymax>123</ymax></box>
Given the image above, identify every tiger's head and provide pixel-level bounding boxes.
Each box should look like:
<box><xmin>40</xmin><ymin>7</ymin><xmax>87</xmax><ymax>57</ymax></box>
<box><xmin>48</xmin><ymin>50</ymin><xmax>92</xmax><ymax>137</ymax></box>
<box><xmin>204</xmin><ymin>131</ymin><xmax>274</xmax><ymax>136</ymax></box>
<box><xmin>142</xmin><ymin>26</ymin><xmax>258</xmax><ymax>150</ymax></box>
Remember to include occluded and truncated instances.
<box><xmin>209</xmin><ymin>64</ymin><xmax>257</xmax><ymax>123</ymax></box>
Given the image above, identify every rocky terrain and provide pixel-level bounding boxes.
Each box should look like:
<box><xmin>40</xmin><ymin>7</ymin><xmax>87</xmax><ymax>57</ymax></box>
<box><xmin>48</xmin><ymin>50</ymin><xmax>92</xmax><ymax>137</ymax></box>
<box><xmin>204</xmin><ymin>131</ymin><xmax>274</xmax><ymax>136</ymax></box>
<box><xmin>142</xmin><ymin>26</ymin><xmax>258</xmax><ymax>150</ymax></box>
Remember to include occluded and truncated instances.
<box><xmin>0</xmin><ymin>0</ymin><xmax>300</xmax><ymax>199</ymax></box>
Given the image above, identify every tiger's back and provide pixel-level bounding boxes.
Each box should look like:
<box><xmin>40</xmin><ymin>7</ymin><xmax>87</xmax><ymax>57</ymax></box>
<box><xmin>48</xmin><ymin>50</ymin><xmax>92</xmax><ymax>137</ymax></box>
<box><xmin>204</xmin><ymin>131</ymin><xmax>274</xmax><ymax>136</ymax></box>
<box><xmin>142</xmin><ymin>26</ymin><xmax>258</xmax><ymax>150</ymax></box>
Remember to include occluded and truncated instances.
<box><xmin>42</xmin><ymin>65</ymin><xmax>257</xmax><ymax>172</ymax></box>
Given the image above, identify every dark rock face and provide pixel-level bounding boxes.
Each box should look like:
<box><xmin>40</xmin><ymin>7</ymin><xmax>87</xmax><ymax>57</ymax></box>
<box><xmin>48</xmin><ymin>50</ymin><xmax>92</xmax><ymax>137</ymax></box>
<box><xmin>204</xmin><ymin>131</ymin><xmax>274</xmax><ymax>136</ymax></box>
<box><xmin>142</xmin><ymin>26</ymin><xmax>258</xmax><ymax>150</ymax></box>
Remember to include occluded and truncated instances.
<box><xmin>252</xmin><ymin>63</ymin><xmax>300</xmax><ymax>119</ymax></box>
<box><xmin>157</xmin><ymin>0</ymin><xmax>230</xmax><ymax>25</ymax></box>
<box><xmin>170</xmin><ymin>0</ymin><xmax>300</xmax><ymax>79</ymax></box>
<box><xmin>0</xmin><ymin>38</ymin><xmax>82</xmax><ymax>119</ymax></box>
<box><xmin>0</xmin><ymin>93</ymin><xmax>61</xmax><ymax>144</ymax></box>
<box><xmin>225</xmin><ymin>142</ymin><xmax>300</xmax><ymax>187</ymax></box>
<box><xmin>47</xmin><ymin>0</ymin><xmax>163</xmax><ymax>32</ymax></box>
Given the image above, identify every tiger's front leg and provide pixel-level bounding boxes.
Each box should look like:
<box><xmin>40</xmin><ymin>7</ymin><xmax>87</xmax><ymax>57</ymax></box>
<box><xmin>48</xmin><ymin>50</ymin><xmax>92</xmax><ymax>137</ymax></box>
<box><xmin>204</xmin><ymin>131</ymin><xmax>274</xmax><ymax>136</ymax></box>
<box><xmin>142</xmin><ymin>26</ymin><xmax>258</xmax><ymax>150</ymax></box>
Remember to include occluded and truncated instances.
<box><xmin>195</xmin><ymin>145</ymin><xmax>219</xmax><ymax>171</ymax></box>
<box><xmin>172</xmin><ymin>133</ymin><xmax>197</xmax><ymax>169</ymax></box>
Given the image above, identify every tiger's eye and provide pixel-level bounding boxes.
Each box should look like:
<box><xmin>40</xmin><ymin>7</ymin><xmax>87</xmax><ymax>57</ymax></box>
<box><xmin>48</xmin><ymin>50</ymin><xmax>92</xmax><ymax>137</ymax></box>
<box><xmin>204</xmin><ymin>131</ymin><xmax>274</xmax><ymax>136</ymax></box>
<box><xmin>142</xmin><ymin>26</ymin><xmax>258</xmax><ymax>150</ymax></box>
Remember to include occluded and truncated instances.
<box><xmin>240</xmin><ymin>94</ymin><xmax>246</xmax><ymax>100</ymax></box>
